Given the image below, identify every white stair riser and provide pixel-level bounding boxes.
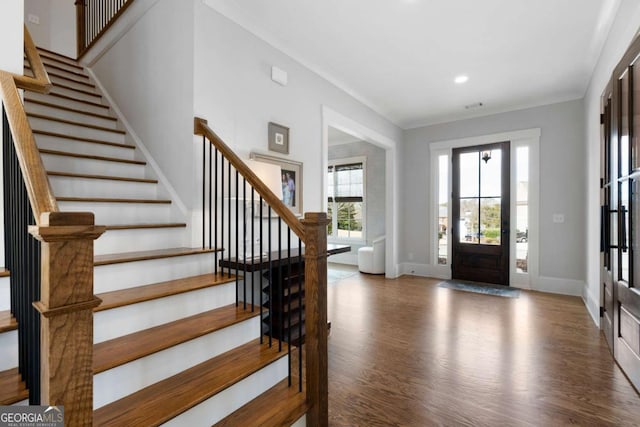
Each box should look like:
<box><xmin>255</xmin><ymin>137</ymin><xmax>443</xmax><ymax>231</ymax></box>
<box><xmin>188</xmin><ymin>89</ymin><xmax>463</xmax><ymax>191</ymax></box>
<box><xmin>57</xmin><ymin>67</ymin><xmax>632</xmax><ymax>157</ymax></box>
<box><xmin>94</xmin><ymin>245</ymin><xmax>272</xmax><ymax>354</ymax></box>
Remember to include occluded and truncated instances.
<box><xmin>50</xmin><ymin>176</ymin><xmax>158</xmax><ymax>199</ymax></box>
<box><xmin>25</xmin><ymin>101</ymin><xmax>119</xmax><ymax>130</ymax></box>
<box><xmin>0</xmin><ymin>330</ymin><xmax>18</xmax><ymax>371</ymax></box>
<box><xmin>0</xmin><ymin>277</ymin><xmax>9</xmax><ymax>311</ymax></box>
<box><xmin>37</xmin><ymin>59</ymin><xmax>86</xmax><ymax>75</ymax></box>
<box><xmin>94</xmin><ymin>317</ymin><xmax>260</xmax><ymax>409</ymax></box>
<box><xmin>94</xmin><ymin>282</ymin><xmax>235</xmax><ymax>343</ymax></box>
<box><xmin>59</xmin><ymin>202</ymin><xmax>173</xmax><ymax>226</ymax></box>
<box><xmin>41</xmin><ymin>154</ymin><xmax>146</xmax><ymax>178</ymax></box>
<box><xmin>94</xmin><ymin>254</ymin><xmax>218</xmax><ymax>293</ymax></box>
<box><xmin>26</xmin><ymin>92</ymin><xmax>110</xmax><ymax>116</ymax></box>
<box><xmin>95</xmin><ymin>227</ymin><xmax>187</xmax><ymax>255</ymax></box>
<box><xmin>48</xmin><ymin>85</ymin><xmax>103</xmax><ymax>104</ymax></box>
<box><xmin>28</xmin><ymin>117</ymin><xmax>125</xmax><ymax>145</ymax></box>
<box><xmin>35</xmin><ymin>134</ymin><xmax>136</xmax><ymax>160</ymax></box>
<box><xmin>49</xmin><ymin>75</ymin><xmax>96</xmax><ymax>92</ymax></box>
<box><xmin>163</xmin><ymin>357</ymin><xmax>288</xmax><ymax>427</ymax></box>
<box><xmin>28</xmin><ymin>63</ymin><xmax>90</xmax><ymax>83</ymax></box>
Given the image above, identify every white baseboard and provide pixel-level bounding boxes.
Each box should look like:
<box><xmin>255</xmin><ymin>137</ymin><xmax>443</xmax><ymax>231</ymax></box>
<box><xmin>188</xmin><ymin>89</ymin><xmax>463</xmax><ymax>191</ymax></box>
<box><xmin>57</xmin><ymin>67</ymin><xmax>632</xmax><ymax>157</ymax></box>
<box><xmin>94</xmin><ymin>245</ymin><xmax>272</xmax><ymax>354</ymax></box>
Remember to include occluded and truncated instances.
<box><xmin>535</xmin><ymin>276</ymin><xmax>584</xmax><ymax>297</ymax></box>
<box><xmin>582</xmin><ymin>285</ymin><xmax>601</xmax><ymax>327</ymax></box>
<box><xmin>399</xmin><ymin>263</ymin><xmax>450</xmax><ymax>280</ymax></box>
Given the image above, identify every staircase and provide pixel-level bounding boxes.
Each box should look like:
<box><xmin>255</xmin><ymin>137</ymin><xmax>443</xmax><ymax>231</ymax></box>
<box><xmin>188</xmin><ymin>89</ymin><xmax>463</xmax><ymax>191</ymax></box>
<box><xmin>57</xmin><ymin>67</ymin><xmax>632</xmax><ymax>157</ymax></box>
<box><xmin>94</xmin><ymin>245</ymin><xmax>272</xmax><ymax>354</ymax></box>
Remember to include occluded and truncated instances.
<box><xmin>0</xmin><ymin>47</ymin><xmax>308</xmax><ymax>426</ymax></box>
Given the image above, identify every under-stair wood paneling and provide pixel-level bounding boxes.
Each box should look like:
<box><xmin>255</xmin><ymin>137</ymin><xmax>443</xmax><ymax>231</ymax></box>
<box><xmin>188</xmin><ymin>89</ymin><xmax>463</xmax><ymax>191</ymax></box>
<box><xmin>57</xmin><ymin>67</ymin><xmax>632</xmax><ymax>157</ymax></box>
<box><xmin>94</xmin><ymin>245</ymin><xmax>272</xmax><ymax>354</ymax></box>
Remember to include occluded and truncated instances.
<box><xmin>93</xmin><ymin>339</ymin><xmax>289</xmax><ymax>426</ymax></box>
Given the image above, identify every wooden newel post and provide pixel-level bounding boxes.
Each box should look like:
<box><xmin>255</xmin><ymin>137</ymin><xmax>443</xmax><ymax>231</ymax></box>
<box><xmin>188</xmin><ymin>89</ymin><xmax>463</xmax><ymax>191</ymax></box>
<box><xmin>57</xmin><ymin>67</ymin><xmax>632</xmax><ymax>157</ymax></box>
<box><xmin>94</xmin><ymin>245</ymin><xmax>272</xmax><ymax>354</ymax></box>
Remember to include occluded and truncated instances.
<box><xmin>302</xmin><ymin>212</ymin><xmax>330</xmax><ymax>427</ymax></box>
<box><xmin>29</xmin><ymin>212</ymin><xmax>105</xmax><ymax>426</ymax></box>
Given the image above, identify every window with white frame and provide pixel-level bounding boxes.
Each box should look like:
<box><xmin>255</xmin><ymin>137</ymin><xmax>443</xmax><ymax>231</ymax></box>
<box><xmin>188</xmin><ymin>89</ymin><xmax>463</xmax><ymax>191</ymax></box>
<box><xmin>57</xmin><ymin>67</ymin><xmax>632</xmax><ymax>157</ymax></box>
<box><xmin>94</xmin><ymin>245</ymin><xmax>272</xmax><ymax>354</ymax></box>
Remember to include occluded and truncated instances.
<box><xmin>327</xmin><ymin>158</ymin><xmax>365</xmax><ymax>240</ymax></box>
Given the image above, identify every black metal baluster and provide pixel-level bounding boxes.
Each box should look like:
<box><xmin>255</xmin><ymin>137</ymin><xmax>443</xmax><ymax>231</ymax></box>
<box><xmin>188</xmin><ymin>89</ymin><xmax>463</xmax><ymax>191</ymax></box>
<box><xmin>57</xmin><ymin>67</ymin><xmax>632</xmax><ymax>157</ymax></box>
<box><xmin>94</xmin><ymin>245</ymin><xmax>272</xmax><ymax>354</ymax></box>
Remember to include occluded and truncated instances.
<box><xmin>220</xmin><ymin>158</ymin><xmax>225</xmax><ymax>276</ymax></box>
<box><xmin>202</xmin><ymin>136</ymin><xmax>205</xmax><ymax>249</ymax></box>
<box><xmin>228</xmin><ymin>160</ymin><xmax>231</xmax><ymax>278</ymax></box>
<box><xmin>3</xmin><ymin>107</ymin><xmax>40</xmax><ymax>403</ymax></box>
<box><xmin>209</xmin><ymin>139</ymin><xmax>212</xmax><ymax>250</ymax></box>
<box><xmin>278</xmin><ymin>218</ymin><xmax>282</xmax><ymax>352</ymax></box>
<box><xmin>235</xmin><ymin>169</ymin><xmax>239</xmax><ymax>306</ymax></box>
<box><xmin>287</xmin><ymin>227</ymin><xmax>292</xmax><ymax>385</ymax></box>
<box><xmin>268</xmin><ymin>207</ymin><xmax>273</xmax><ymax>347</ymax></box>
<box><xmin>298</xmin><ymin>238</ymin><xmax>302</xmax><ymax>392</ymax></box>
<box><xmin>259</xmin><ymin>197</ymin><xmax>263</xmax><ymax>344</ymax></box>
<box><xmin>251</xmin><ymin>188</ymin><xmax>255</xmax><ymax>311</ymax></box>
<box><xmin>214</xmin><ymin>148</ymin><xmax>218</xmax><ymax>274</ymax></box>
<box><xmin>243</xmin><ymin>177</ymin><xmax>247</xmax><ymax>310</ymax></box>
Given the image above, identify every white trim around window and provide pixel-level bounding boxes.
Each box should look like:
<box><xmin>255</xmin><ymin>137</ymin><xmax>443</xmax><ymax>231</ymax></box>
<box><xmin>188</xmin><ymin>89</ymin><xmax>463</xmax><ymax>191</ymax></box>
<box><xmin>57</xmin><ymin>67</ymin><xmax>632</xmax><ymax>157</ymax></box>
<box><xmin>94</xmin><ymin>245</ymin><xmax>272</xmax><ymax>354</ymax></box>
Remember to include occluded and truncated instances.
<box><xmin>327</xmin><ymin>156</ymin><xmax>367</xmax><ymax>244</ymax></box>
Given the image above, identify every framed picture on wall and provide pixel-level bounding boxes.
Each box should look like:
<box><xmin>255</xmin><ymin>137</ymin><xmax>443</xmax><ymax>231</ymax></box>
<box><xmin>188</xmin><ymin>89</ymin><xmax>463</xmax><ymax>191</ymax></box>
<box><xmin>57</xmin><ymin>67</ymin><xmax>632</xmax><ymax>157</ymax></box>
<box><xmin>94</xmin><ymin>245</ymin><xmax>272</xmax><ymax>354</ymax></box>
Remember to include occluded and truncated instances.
<box><xmin>251</xmin><ymin>152</ymin><xmax>303</xmax><ymax>216</ymax></box>
<box><xmin>268</xmin><ymin>122</ymin><xmax>290</xmax><ymax>154</ymax></box>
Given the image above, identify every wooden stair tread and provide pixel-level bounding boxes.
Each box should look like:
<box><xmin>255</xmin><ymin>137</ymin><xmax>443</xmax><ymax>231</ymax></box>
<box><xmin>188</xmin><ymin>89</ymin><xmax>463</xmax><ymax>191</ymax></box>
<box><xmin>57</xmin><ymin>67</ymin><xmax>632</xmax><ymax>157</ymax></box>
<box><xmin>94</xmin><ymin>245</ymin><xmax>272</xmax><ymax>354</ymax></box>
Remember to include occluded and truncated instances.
<box><xmin>214</xmin><ymin>379</ymin><xmax>307</xmax><ymax>427</ymax></box>
<box><xmin>51</xmin><ymin>82</ymin><xmax>101</xmax><ymax>98</ymax></box>
<box><xmin>31</xmin><ymin>49</ymin><xmax>84</xmax><ymax>70</ymax></box>
<box><xmin>95</xmin><ymin>273</ymin><xmax>237</xmax><ymax>312</ymax></box>
<box><xmin>93</xmin><ymin>339</ymin><xmax>289</xmax><ymax>426</ymax></box>
<box><xmin>94</xmin><ymin>304</ymin><xmax>260</xmax><ymax>373</ymax></box>
<box><xmin>26</xmin><ymin>99</ymin><xmax>114</xmax><ymax>120</ymax></box>
<box><xmin>58</xmin><ymin>196</ymin><xmax>170</xmax><ymax>204</ymax></box>
<box><xmin>48</xmin><ymin>171</ymin><xmax>157</xmax><ymax>184</ymax></box>
<box><xmin>33</xmin><ymin>129</ymin><xmax>134</xmax><ymax>149</ymax></box>
<box><xmin>36</xmin><ymin>46</ymin><xmax>78</xmax><ymax>63</ymax></box>
<box><xmin>40</xmin><ymin>61</ymin><xmax>89</xmax><ymax>78</ymax></box>
<box><xmin>29</xmin><ymin>92</ymin><xmax>108</xmax><ymax>109</ymax></box>
<box><xmin>24</xmin><ymin>62</ymin><xmax>89</xmax><ymax>81</ymax></box>
<box><xmin>94</xmin><ymin>247</ymin><xmax>218</xmax><ymax>266</ymax></box>
<box><xmin>39</xmin><ymin>148</ymin><xmax>145</xmax><ymax>165</ymax></box>
<box><xmin>0</xmin><ymin>268</ymin><xmax>9</xmax><ymax>277</ymax></box>
<box><xmin>0</xmin><ymin>310</ymin><xmax>17</xmax><ymax>333</ymax></box>
<box><xmin>0</xmin><ymin>368</ymin><xmax>29</xmax><ymax>405</ymax></box>
<box><xmin>28</xmin><ymin>113</ymin><xmax>122</xmax><ymax>134</ymax></box>
<box><xmin>104</xmin><ymin>223</ymin><xmax>186</xmax><ymax>231</ymax></box>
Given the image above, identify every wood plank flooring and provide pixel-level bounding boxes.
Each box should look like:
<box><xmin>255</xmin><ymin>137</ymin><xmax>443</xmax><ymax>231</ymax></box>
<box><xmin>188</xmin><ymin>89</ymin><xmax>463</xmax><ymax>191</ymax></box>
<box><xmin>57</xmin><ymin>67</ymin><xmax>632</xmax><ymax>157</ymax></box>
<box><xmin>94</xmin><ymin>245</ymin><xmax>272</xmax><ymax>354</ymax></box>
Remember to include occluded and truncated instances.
<box><xmin>327</xmin><ymin>273</ymin><xmax>640</xmax><ymax>426</ymax></box>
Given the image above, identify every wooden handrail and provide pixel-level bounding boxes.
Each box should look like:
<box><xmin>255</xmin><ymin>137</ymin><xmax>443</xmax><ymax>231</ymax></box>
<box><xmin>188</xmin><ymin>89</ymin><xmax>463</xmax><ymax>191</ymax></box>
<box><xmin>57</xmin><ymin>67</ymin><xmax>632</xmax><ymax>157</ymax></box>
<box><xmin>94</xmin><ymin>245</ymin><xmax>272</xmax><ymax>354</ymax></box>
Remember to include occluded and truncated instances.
<box><xmin>194</xmin><ymin>117</ymin><xmax>306</xmax><ymax>240</ymax></box>
<box><xmin>15</xmin><ymin>25</ymin><xmax>52</xmax><ymax>94</ymax></box>
<box><xmin>0</xmin><ymin>26</ymin><xmax>57</xmax><ymax>222</ymax></box>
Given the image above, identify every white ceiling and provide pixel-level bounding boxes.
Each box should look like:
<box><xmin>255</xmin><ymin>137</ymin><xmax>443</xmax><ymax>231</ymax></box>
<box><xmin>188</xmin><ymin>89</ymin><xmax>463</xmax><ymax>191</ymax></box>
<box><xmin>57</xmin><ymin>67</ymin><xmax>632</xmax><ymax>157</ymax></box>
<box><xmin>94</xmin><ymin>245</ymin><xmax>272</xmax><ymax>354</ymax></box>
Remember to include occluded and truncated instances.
<box><xmin>204</xmin><ymin>0</ymin><xmax>620</xmax><ymax>129</ymax></box>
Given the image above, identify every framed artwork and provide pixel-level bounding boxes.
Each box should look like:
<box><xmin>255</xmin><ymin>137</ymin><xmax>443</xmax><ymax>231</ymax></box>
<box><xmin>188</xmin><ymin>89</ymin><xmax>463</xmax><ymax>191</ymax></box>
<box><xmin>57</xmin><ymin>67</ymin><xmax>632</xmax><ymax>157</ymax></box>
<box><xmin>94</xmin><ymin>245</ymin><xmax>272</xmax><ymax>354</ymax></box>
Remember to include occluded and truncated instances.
<box><xmin>268</xmin><ymin>122</ymin><xmax>289</xmax><ymax>154</ymax></box>
<box><xmin>251</xmin><ymin>152</ymin><xmax>303</xmax><ymax>216</ymax></box>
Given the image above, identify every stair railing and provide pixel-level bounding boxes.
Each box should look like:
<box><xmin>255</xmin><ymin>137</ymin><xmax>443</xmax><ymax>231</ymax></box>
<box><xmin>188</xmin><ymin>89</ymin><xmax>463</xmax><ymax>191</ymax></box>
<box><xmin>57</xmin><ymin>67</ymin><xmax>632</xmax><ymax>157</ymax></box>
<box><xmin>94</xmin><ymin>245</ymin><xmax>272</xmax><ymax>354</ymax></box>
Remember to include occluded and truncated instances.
<box><xmin>194</xmin><ymin>117</ymin><xmax>329</xmax><ymax>427</ymax></box>
<box><xmin>2</xmin><ymin>25</ymin><xmax>104</xmax><ymax>425</ymax></box>
<box><xmin>75</xmin><ymin>0</ymin><xmax>136</xmax><ymax>59</ymax></box>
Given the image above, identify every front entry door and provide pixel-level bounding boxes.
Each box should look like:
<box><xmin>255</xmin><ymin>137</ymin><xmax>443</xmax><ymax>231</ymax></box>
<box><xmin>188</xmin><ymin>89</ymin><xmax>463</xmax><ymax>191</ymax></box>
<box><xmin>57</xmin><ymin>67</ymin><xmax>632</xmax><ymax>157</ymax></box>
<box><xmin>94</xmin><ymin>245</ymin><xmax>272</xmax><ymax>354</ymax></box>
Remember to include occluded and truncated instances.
<box><xmin>452</xmin><ymin>142</ymin><xmax>510</xmax><ymax>286</ymax></box>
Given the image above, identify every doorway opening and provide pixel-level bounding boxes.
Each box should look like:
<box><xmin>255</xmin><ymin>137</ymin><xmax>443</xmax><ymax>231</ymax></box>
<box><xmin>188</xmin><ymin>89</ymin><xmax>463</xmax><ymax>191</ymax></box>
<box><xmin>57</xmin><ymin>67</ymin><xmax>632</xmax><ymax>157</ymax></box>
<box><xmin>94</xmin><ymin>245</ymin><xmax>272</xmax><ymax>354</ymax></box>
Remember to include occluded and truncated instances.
<box><xmin>429</xmin><ymin>128</ymin><xmax>540</xmax><ymax>288</ymax></box>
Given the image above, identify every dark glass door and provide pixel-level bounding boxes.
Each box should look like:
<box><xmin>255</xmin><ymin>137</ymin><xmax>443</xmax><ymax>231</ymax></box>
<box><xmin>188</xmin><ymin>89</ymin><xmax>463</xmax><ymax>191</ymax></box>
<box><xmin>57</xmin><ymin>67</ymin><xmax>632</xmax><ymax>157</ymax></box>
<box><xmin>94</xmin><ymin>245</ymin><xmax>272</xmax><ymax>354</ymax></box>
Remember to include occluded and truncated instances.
<box><xmin>452</xmin><ymin>142</ymin><xmax>510</xmax><ymax>286</ymax></box>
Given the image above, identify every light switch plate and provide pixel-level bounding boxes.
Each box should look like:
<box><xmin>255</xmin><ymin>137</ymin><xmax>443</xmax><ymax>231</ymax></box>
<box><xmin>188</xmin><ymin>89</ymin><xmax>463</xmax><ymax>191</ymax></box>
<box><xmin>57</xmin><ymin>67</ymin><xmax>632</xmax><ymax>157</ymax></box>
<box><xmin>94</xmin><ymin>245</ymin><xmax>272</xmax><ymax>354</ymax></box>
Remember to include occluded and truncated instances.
<box><xmin>28</xmin><ymin>14</ymin><xmax>40</xmax><ymax>25</ymax></box>
<box><xmin>552</xmin><ymin>214</ymin><xmax>565</xmax><ymax>224</ymax></box>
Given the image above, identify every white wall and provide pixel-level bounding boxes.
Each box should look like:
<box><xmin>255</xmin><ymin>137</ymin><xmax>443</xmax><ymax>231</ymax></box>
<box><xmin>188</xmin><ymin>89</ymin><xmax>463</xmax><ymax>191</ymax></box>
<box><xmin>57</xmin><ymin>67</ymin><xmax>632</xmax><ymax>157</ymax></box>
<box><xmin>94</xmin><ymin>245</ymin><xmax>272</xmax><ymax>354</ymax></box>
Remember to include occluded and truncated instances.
<box><xmin>402</xmin><ymin>100</ymin><xmax>586</xmax><ymax>287</ymax></box>
<box><xmin>91</xmin><ymin>0</ymin><xmax>196</xmax><ymax>207</ymax></box>
<box><xmin>0</xmin><ymin>1</ymin><xmax>25</xmax><ymax>268</ymax></box>
<box><xmin>193</xmin><ymin>1</ymin><xmax>402</xmax><ymax>217</ymax></box>
<box><xmin>584</xmin><ymin>1</ymin><xmax>640</xmax><ymax>324</ymax></box>
<box><xmin>25</xmin><ymin>0</ymin><xmax>75</xmax><ymax>58</ymax></box>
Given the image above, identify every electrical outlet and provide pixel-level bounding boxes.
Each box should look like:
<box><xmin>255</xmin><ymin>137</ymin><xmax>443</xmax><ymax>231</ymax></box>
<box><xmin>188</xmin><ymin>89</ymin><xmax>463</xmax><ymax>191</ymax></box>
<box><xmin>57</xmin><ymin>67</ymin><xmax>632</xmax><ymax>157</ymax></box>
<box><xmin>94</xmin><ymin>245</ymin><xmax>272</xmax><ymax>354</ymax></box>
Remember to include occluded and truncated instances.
<box><xmin>28</xmin><ymin>14</ymin><xmax>40</xmax><ymax>25</ymax></box>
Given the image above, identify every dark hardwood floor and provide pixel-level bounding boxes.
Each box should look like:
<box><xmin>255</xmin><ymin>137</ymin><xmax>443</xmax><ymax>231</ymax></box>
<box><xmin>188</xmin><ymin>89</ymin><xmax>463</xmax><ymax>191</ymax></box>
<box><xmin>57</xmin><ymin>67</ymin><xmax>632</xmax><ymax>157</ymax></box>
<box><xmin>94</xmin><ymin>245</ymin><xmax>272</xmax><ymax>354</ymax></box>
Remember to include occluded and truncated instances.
<box><xmin>327</xmin><ymin>273</ymin><xmax>640</xmax><ymax>426</ymax></box>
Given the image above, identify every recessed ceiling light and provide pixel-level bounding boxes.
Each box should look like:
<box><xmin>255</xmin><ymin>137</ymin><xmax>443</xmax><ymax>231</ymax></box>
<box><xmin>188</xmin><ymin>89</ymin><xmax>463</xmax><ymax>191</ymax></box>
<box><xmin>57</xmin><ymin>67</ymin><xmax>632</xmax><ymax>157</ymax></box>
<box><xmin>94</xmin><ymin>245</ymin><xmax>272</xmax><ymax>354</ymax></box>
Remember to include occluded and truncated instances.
<box><xmin>454</xmin><ymin>75</ymin><xmax>469</xmax><ymax>84</ymax></box>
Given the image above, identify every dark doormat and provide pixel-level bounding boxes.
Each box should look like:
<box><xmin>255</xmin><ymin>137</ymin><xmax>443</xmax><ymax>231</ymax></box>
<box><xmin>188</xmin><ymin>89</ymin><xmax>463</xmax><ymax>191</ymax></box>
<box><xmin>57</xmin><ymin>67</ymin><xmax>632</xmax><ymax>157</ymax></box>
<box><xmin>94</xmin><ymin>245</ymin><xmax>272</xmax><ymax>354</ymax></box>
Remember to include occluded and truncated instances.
<box><xmin>438</xmin><ymin>280</ymin><xmax>520</xmax><ymax>298</ymax></box>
